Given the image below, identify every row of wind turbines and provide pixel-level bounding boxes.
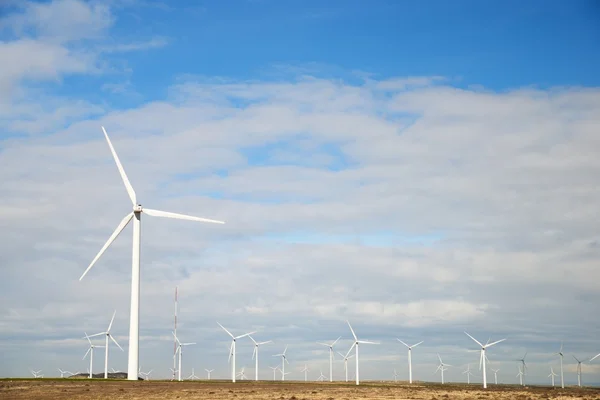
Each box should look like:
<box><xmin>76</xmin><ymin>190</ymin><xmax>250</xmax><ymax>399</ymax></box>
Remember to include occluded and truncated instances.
<box><xmin>74</xmin><ymin>127</ymin><xmax>600</xmax><ymax>389</ymax></box>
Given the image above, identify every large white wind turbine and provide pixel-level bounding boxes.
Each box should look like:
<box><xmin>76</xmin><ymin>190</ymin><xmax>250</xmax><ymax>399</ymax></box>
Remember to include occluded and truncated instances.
<box><xmin>87</xmin><ymin>310</ymin><xmax>124</xmax><ymax>379</ymax></box>
<box><xmin>346</xmin><ymin>320</ymin><xmax>379</xmax><ymax>386</ymax></box>
<box><xmin>78</xmin><ymin>127</ymin><xmax>225</xmax><ymax>380</ymax></box>
<box><xmin>218</xmin><ymin>322</ymin><xmax>255</xmax><ymax>383</ymax></box>
<box><xmin>548</xmin><ymin>367</ymin><xmax>558</xmax><ymax>387</ymax></box>
<box><xmin>249</xmin><ymin>335</ymin><xmax>272</xmax><ymax>381</ymax></box>
<box><xmin>318</xmin><ymin>336</ymin><xmax>341</xmax><ymax>382</ymax></box>
<box><xmin>435</xmin><ymin>354</ymin><xmax>451</xmax><ymax>384</ymax></box>
<box><xmin>573</xmin><ymin>355</ymin><xmax>583</xmax><ymax>387</ymax></box>
<box><xmin>83</xmin><ymin>333</ymin><xmax>104</xmax><ymax>378</ymax></box>
<box><xmin>555</xmin><ymin>343</ymin><xmax>565</xmax><ymax>388</ymax></box>
<box><xmin>464</xmin><ymin>332</ymin><xmax>505</xmax><ymax>389</ymax></box>
<box><xmin>337</xmin><ymin>349</ymin><xmax>355</xmax><ymax>382</ymax></box>
<box><xmin>273</xmin><ymin>346</ymin><xmax>289</xmax><ymax>381</ymax></box>
<box><xmin>173</xmin><ymin>331</ymin><xmax>196</xmax><ymax>381</ymax></box>
<box><xmin>397</xmin><ymin>339</ymin><xmax>423</xmax><ymax>384</ymax></box>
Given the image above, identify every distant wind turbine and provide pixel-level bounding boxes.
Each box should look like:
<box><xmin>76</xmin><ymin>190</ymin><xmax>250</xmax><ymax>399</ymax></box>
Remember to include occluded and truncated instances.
<box><xmin>173</xmin><ymin>331</ymin><xmax>196</xmax><ymax>381</ymax></box>
<box><xmin>317</xmin><ymin>336</ymin><xmax>341</xmax><ymax>382</ymax></box>
<box><xmin>317</xmin><ymin>369</ymin><xmax>326</xmax><ymax>382</ymax></box>
<box><xmin>205</xmin><ymin>369</ymin><xmax>214</xmax><ymax>380</ymax></box>
<box><xmin>31</xmin><ymin>370</ymin><xmax>43</xmax><ymax>378</ymax></box>
<box><xmin>139</xmin><ymin>368</ymin><xmax>152</xmax><ymax>380</ymax></box>
<box><xmin>301</xmin><ymin>364</ymin><xmax>309</xmax><ymax>381</ymax></box>
<box><xmin>397</xmin><ymin>339</ymin><xmax>423</xmax><ymax>384</ymax></box>
<box><xmin>82</xmin><ymin>333</ymin><xmax>104</xmax><ymax>378</ymax></box>
<box><xmin>337</xmin><ymin>349</ymin><xmax>355</xmax><ymax>382</ymax></box>
<box><xmin>273</xmin><ymin>346</ymin><xmax>289</xmax><ymax>381</ymax></box>
<box><xmin>555</xmin><ymin>343</ymin><xmax>565</xmax><ymax>388</ymax></box>
<box><xmin>269</xmin><ymin>366</ymin><xmax>280</xmax><ymax>381</ymax></box>
<box><xmin>464</xmin><ymin>332</ymin><xmax>505</xmax><ymax>389</ymax></box>
<box><xmin>218</xmin><ymin>322</ymin><xmax>255</xmax><ymax>383</ymax></box>
<box><xmin>249</xmin><ymin>335</ymin><xmax>272</xmax><ymax>381</ymax></box>
<box><xmin>393</xmin><ymin>369</ymin><xmax>400</xmax><ymax>383</ymax></box>
<box><xmin>187</xmin><ymin>368</ymin><xmax>199</xmax><ymax>380</ymax></box>
<box><xmin>463</xmin><ymin>364</ymin><xmax>475</xmax><ymax>384</ymax></box>
<box><xmin>78</xmin><ymin>127</ymin><xmax>225</xmax><ymax>380</ymax></box>
<box><xmin>491</xmin><ymin>368</ymin><xmax>499</xmax><ymax>385</ymax></box>
<box><xmin>516</xmin><ymin>353</ymin><xmax>527</xmax><ymax>386</ymax></box>
<box><xmin>87</xmin><ymin>310</ymin><xmax>124</xmax><ymax>379</ymax></box>
<box><xmin>573</xmin><ymin>356</ymin><xmax>583</xmax><ymax>387</ymax></box>
<box><xmin>236</xmin><ymin>367</ymin><xmax>247</xmax><ymax>380</ymax></box>
<box><xmin>58</xmin><ymin>369</ymin><xmax>72</xmax><ymax>378</ymax></box>
<box><xmin>516</xmin><ymin>365</ymin><xmax>524</xmax><ymax>386</ymax></box>
<box><xmin>346</xmin><ymin>320</ymin><xmax>379</xmax><ymax>385</ymax></box>
<box><xmin>435</xmin><ymin>354</ymin><xmax>451</xmax><ymax>384</ymax></box>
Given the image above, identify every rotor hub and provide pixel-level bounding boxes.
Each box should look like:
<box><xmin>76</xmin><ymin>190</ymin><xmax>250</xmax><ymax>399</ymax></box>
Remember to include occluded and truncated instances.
<box><xmin>133</xmin><ymin>204</ymin><xmax>143</xmax><ymax>212</ymax></box>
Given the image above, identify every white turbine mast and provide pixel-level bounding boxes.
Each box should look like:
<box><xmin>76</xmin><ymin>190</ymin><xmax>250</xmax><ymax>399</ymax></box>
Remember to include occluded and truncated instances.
<box><xmin>573</xmin><ymin>355</ymin><xmax>583</xmax><ymax>387</ymax></box>
<box><xmin>301</xmin><ymin>364</ymin><xmax>309</xmax><ymax>381</ymax></box>
<box><xmin>555</xmin><ymin>343</ymin><xmax>565</xmax><ymax>388</ymax></box>
<box><xmin>78</xmin><ymin>126</ymin><xmax>225</xmax><ymax>380</ymax></box>
<box><xmin>393</xmin><ymin>368</ymin><xmax>399</xmax><ymax>383</ymax></box>
<box><xmin>397</xmin><ymin>339</ymin><xmax>423</xmax><ymax>384</ymax></box>
<box><xmin>172</xmin><ymin>286</ymin><xmax>178</xmax><ymax>381</ymax></box>
<box><xmin>435</xmin><ymin>354</ymin><xmax>452</xmax><ymax>384</ymax></box>
<box><xmin>491</xmin><ymin>368</ymin><xmax>499</xmax><ymax>385</ymax></box>
<box><xmin>464</xmin><ymin>331</ymin><xmax>505</xmax><ymax>389</ymax></box>
<box><xmin>548</xmin><ymin>367</ymin><xmax>558</xmax><ymax>387</ymax></box>
<box><xmin>346</xmin><ymin>320</ymin><xmax>379</xmax><ymax>386</ymax></box>
<box><xmin>82</xmin><ymin>333</ymin><xmax>104</xmax><ymax>378</ymax></box>
<box><xmin>218</xmin><ymin>322</ymin><xmax>255</xmax><ymax>383</ymax></box>
<box><xmin>317</xmin><ymin>336</ymin><xmax>341</xmax><ymax>382</ymax></box>
<box><xmin>337</xmin><ymin>349</ymin><xmax>355</xmax><ymax>382</ymax></box>
<box><xmin>87</xmin><ymin>310</ymin><xmax>124</xmax><ymax>379</ymax></box>
<box><xmin>249</xmin><ymin>335</ymin><xmax>272</xmax><ymax>381</ymax></box>
<box><xmin>172</xmin><ymin>331</ymin><xmax>196</xmax><ymax>381</ymax></box>
<box><xmin>273</xmin><ymin>346</ymin><xmax>289</xmax><ymax>381</ymax></box>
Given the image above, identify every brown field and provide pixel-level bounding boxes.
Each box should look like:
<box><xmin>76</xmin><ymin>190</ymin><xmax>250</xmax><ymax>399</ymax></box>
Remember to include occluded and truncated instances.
<box><xmin>1</xmin><ymin>379</ymin><xmax>599</xmax><ymax>400</ymax></box>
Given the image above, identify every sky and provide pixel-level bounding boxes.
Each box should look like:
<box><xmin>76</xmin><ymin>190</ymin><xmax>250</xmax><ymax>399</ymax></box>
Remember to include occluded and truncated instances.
<box><xmin>1</xmin><ymin>0</ymin><xmax>600</xmax><ymax>385</ymax></box>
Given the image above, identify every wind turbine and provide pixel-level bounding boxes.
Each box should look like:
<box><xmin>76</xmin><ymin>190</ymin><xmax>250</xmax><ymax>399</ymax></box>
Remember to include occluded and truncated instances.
<box><xmin>269</xmin><ymin>366</ymin><xmax>280</xmax><ymax>381</ymax></box>
<box><xmin>464</xmin><ymin>332</ymin><xmax>505</xmax><ymax>389</ymax></box>
<box><xmin>318</xmin><ymin>336</ymin><xmax>341</xmax><ymax>382</ymax></box>
<box><xmin>463</xmin><ymin>364</ymin><xmax>475</xmax><ymax>384</ymax></box>
<box><xmin>187</xmin><ymin>368</ymin><xmax>199</xmax><ymax>380</ymax></box>
<box><xmin>236</xmin><ymin>366</ymin><xmax>247</xmax><ymax>380</ymax></box>
<box><xmin>337</xmin><ymin>349</ymin><xmax>355</xmax><ymax>382</ymax></box>
<box><xmin>169</xmin><ymin>367</ymin><xmax>178</xmax><ymax>381</ymax></box>
<box><xmin>573</xmin><ymin>356</ymin><xmax>583</xmax><ymax>387</ymax></box>
<box><xmin>58</xmin><ymin>369</ymin><xmax>72</xmax><ymax>378</ymax></box>
<box><xmin>435</xmin><ymin>354</ymin><xmax>451</xmax><ymax>384</ymax></box>
<box><xmin>87</xmin><ymin>310</ymin><xmax>124</xmax><ymax>379</ymax></box>
<box><xmin>555</xmin><ymin>343</ymin><xmax>565</xmax><ymax>388</ymax></box>
<box><xmin>346</xmin><ymin>320</ymin><xmax>379</xmax><ymax>385</ymax></box>
<box><xmin>317</xmin><ymin>369</ymin><xmax>326</xmax><ymax>382</ymax></box>
<box><xmin>83</xmin><ymin>333</ymin><xmax>104</xmax><ymax>378</ymax></box>
<box><xmin>548</xmin><ymin>367</ymin><xmax>558</xmax><ymax>387</ymax></box>
<box><xmin>78</xmin><ymin>126</ymin><xmax>225</xmax><ymax>380</ymax></box>
<box><xmin>516</xmin><ymin>365</ymin><xmax>524</xmax><ymax>386</ymax></box>
<box><xmin>205</xmin><ymin>369</ymin><xmax>214</xmax><ymax>380</ymax></box>
<box><xmin>491</xmin><ymin>368</ymin><xmax>499</xmax><ymax>385</ymax></box>
<box><xmin>301</xmin><ymin>364</ymin><xmax>309</xmax><ymax>381</ymax></box>
<box><xmin>516</xmin><ymin>352</ymin><xmax>527</xmax><ymax>386</ymax></box>
<box><xmin>173</xmin><ymin>331</ymin><xmax>196</xmax><ymax>381</ymax></box>
<box><xmin>31</xmin><ymin>370</ymin><xmax>42</xmax><ymax>378</ymax></box>
<box><xmin>139</xmin><ymin>368</ymin><xmax>152</xmax><ymax>380</ymax></box>
<box><xmin>273</xmin><ymin>346</ymin><xmax>289</xmax><ymax>380</ymax></box>
<box><xmin>249</xmin><ymin>335</ymin><xmax>272</xmax><ymax>381</ymax></box>
<box><xmin>393</xmin><ymin>369</ymin><xmax>400</xmax><ymax>383</ymax></box>
<box><xmin>217</xmin><ymin>322</ymin><xmax>255</xmax><ymax>383</ymax></box>
<box><xmin>397</xmin><ymin>339</ymin><xmax>423</xmax><ymax>384</ymax></box>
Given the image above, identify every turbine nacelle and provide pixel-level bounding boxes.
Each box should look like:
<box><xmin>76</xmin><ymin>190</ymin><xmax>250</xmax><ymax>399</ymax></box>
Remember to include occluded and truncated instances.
<box><xmin>134</xmin><ymin>204</ymin><xmax>143</xmax><ymax>212</ymax></box>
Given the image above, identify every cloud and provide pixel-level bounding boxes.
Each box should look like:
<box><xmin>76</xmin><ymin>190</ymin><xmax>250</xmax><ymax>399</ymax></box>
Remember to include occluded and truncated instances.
<box><xmin>1</xmin><ymin>33</ymin><xmax>599</xmax><ymax>380</ymax></box>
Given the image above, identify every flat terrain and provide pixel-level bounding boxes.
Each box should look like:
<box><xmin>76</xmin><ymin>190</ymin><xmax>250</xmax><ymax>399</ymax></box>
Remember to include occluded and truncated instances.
<box><xmin>1</xmin><ymin>379</ymin><xmax>599</xmax><ymax>400</ymax></box>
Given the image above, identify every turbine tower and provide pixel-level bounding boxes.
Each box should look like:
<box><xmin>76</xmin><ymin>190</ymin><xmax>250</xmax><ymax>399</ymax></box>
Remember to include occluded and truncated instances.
<box><xmin>218</xmin><ymin>322</ymin><xmax>255</xmax><ymax>383</ymax></box>
<box><xmin>464</xmin><ymin>331</ymin><xmax>506</xmax><ymax>389</ymax></box>
<box><xmin>573</xmin><ymin>356</ymin><xmax>583</xmax><ymax>387</ymax></box>
<box><xmin>249</xmin><ymin>335</ymin><xmax>272</xmax><ymax>381</ymax></box>
<box><xmin>301</xmin><ymin>364</ymin><xmax>309</xmax><ymax>381</ymax></box>
<box><xmin>337</xmin><ymin>349</ymin><xmax>355</xmax><ymax>382</ymax></box>
<box><xmin>273</xmin><ymin>346</ymin><xmax>289</xmax><ymax>380</ymax></box>
<box><xmin>397</xmin><ymin>339</ymin><xmax>423</xmax><ymax>384</ymax></box>
<box><xmin>87</xmin><ymin>310</ymin><xmax>124</xmax><ymax>379</ymax></box>
<box><xmin>346</xmin><ymin>320</ymin><xmax>379</xmax><ymax>385</ymax></box>
<box><xmin>317</xmin><ymin>336</ymin><xmax>341</xmax><ymax>382</ymax></box>
<box><xmin>79</xmin><ymin>126</ymin><xmax>225</xmax><ymax>380</ymax></box>
<box><xmin>82</xmin><ymin>333</ymin><xmax>104</xmax><ymax>378</ymax></box>
<box><xmin>548</xmin><ymin>367</ymin><xmax>558</xmax><ymax>387</ymax></box>
<box><xmin>555</xmin><ymin>343</ymin><xmax>565</xmax><ymax>388</ymax></box>
<box><xmin>491</xmin><ymin>368</ymin><xmax>499</xmax><ymax>385</ymax></box>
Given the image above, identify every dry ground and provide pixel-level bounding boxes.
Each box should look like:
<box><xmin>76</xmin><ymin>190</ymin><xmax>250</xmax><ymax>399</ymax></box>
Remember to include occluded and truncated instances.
<box><xmin>1</xmin><ymin>379</ymin><xmax>599</xmax><ymax>400</ymax></box>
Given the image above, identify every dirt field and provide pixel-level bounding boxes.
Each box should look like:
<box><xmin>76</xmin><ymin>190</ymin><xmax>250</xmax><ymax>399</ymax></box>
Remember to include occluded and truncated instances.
<box><xmin>1</xmin><ymin>379</ymin><xmax>599</xmax><ymax>400</ymax></box>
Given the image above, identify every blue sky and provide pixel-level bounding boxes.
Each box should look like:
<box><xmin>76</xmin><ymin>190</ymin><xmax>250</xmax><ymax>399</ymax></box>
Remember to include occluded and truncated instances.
<box><xmin>1</xmin><ymin>0</ymin><xmax>600</xmax><ymax>385</ymax></box>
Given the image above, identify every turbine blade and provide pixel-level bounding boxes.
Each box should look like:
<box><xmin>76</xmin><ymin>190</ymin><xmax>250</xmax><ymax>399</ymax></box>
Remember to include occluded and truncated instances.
<box><xmin>486</xmin><ymin>338</ymin><xmax>506</xmax><ymax>347</ymax></box>
<box><xmin>479</xmin><ymin>350</ymin><xmax>483</xmax><ymax>370</ymax></box>
<box><xmin>358</xmin><ymin>340</ymin><xmax>379</xmax><ymax>344</ymax></box>
<box><xmin>412</xmin><ymin>341</ymin><xmax>424</xmax><ymax>348</ymax></box>
<box><xmin>79</xmin><ymin>212</ymin><xmax>133</xmax><ymax>280</ymax></box>
<box><xmin>346</xmin><ymin>320</ymin><xmax>358</xmax><ymax>341</ymax></box>
<box><xmin>217</xmin><ymin>322</ymin><xmax>234</xmax><ymax>338</ymax></box>
<box><xmin>590</xmin><ymin>353</ymin><xmax>600</xmax><ymax>362</ymax></box>
<box><xmin>110</xmin><ymin>334</ymin><xmax>124</xmax><ymax>351</ymax></box>
<box><xmin>83</xmin><ymin>348</ymin><xmax>91</xmax><ymax>360</ymax></box>
<box><xmin>464</xmin><ymin>331</ymin><xmax>483</xmax><ymax>347</ymax></box>
<box><xmin>107</xmin><ymin>310</ymin><xmax>116</xmax><ymax>332</ymax></box>
<box><xmin>252</xmin><ymin>347</ymin><xmax>256</xmax><ymax>360</ymax></box>
<box><xmin>102</xmin><ymin>126</ymin><xmax>136</xmax><ymax>205</ymax></box>
<box><xmin>86</xmin><ymin>332</ymin><xmax>105</xmax><ymax>338</ymax></box>
<box><xmin>332</xmin><ymin>336</ymin><xmax>341</xmax><ymax>346</ymax></box>
<box><xmin>228</xmin><ymin>341</ymin><xmax>233</xmax><ymax>363</ymax></box>
<box><xmin>144</xmin><ymin>208</ymin><xmax>225</xmax><ymax>224</ymax></box>
<box><xmin>397</xmin><ymin>339</ymin><xmax>409</xmax><ymax>348</ymax></box>
<box><xmin>235</xmin><ymin>331</ymin><xmax>257</xmax><ymax>339</ymax></box>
